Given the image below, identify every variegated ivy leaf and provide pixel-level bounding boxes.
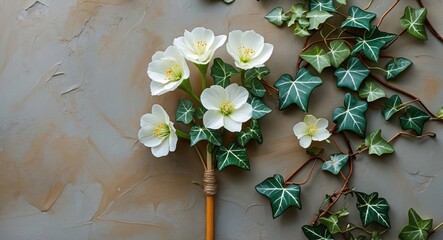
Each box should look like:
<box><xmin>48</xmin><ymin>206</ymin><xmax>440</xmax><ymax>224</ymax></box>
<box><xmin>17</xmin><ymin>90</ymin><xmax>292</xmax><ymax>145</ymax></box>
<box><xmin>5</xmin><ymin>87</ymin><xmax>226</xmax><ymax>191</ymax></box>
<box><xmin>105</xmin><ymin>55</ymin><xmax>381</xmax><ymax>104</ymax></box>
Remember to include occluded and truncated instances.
<box><xmin>244</xmin><ymin>66</ymin><xmax>270</xmax><ymax>97</ymax></box>
<box><xmin>341</xmin><ymin>6</ymin><xmax>376</xmax><ymax>31</ymax></box>
<box><xmin>274</xmin><ymin>68</ymin><xmax>323</xmax><ymax>111</ymax></box>
<box><xmin>336</xmin><ymin>0</ymin><xmax>346</xmax><ymax>4</ymax></box>
<box><xmin>334</xmin><ymin>57</ymin><xmax>370</xmax><ymax>91</ymax></box>
<box><xmin>371</xmin><ymin>231</ymin><xmax>383</xmax><ymax>240</ymax></box>
<box><xmin>364</xmin><ymin>129</ymin><xmax>394</xmax><ymax>156</ymax></box>
<box><xmin>352</xmin><ymin>26</ymin><xmax>396</xmax><ymax>62</ymax></box>
<box><xmin>306</xmin><ymin>10</ymin><xmax>333</xmax><ymax>30</ymax></box>
<box><xmin>265</xmin><ymin>7</ymin><xmax>290</xmax><ymax>27</ymax></box>
<box><xmin>216</xmin><ymin>143</ymin><xmax>249</xmax><ymax>171</ymax></box>
<box><xmin>302</xmin><ymin>225</ymin><xmax>334</xmax><ymax>240</ymax></box>
<box><xmin>332</xmin><ymin>93</ymin><xmax>368</xmax><ymax>137</ymax></box>
<box><xmin>358</xmin><ymin>81</ymin><xmax>386</xmax><ymax>102</ymax></box>
<box><xmin>385</xmin><ymin>57</ymin><xmax>413</xmax><ymax>80</ymax></box>
<box><xmin>175</xmin><ymin>99</ymin><xmax>195</xmax><ymax>124</ymax></box>
<box><xmin>248</xmin><ymin>96</ymin><xmax>272</xmax><ymax>120</ymax></box>
<box><xmin>400</xmin><ymin>106</ymin><xmax>430</xmax><ymax>135</ymax></box>
<box><xmin>309</xmin><ymin>0</ymin><xmax>336</xmax><ymax>13</ymax></box>
<box><xmin>322</xmin><ymin>153</ymin><xmax>349</xmax><ymax>175</ymax></box>
<box><xmin>189</xmin><ymin>125</ymin><xmax>222</xmax><ymax>146</ymax></box>
<box><xmin>399</xmin><ymin>208</ymin><xmax>433</xmax><ymax>240</ymax></box>
<box><xmin>400</xmin><ymin>7</ymin><xmax>428</xmax><ymax>41</ymax></box>
<box><xmin>294</xmin><ymin>23</ymin><xmax>311</xmax><ymax>37</ymax></box>
<box><xmin>196</xmin><ymin>107</ymin><xmax>205</xmax><ymax>120</ymax></box>
<box><xmin>210</xmin><ymin>58</ymin><xmax>238</xmax><ymax>87</ymax></box>
<box><xmin>319</xmin><ymin>215</ymin><xmax>342</xmax><ymax>234</ymax></box>
<box><xmin>382</xmin><ymin>94</ymin><xmax>402</xmax><ymax>120</ymax></box>
<box><xmin>223</xmin><ymin>0</ymin><xmax>234</xmax><ymax>3</ymax></box>
<box><xmin>287</xmin><ymin>4</ymin><xmax>307</xmax><ymax>27</ymax></box>
<box><xmin>256</xmin><ymin>174</ymin><xmax>301</xmax><ymax>218</ymax></box>
<box><xmin>355</xmin><ymin>191</ymin><xmax>391</xmax><ymax>228</ymax></box>
<box><xmin>301</xmin><ymin>45</ymin><xmax>331</xmax><ymax>73</ymax></box>
<box><xmin>237</xmin><ymin>119</ymin><xmax>263</xmax><ymax>147</ymax></box>
<box><xmin>327</xmin><ymin>40</ymin><xmax>351</xmax><ymax>68</ymax></box>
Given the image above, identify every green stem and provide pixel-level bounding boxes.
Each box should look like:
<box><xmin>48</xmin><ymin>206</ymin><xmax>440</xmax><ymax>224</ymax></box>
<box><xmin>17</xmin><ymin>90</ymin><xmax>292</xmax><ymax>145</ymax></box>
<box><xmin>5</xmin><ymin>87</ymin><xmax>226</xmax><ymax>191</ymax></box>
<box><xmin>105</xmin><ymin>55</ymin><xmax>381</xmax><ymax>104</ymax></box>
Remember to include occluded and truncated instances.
<box><xmin>367</xmin><ymin>66</ymin><xmax>387</xmax><ymax>73</ymax></box>
<box><xmin>240</xmin><ymin>69</ymin><xmax>246</xmax><ymax>86</ymax></box>
<box><xmin>178</xmin><ymin>78</ymin><xmax>202</xmax><ymax>105</ymax></box>
<box><xmin>195</xmin><ymin>63</ymin><xmax>209</xmax><ymax>91</ymax></box>
<box><xmin>176</xmin><ymin>128</ymin><xmax>190</xmax><ymax>140</ymax></box>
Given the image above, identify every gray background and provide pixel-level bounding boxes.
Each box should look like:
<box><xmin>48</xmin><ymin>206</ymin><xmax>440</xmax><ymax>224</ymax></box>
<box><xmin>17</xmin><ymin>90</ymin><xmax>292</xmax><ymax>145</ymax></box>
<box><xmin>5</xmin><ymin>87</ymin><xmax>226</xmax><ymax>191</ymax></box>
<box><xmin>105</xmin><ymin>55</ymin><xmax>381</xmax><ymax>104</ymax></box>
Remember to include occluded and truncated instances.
<box><xmin>1</xmin><ymin>0</ymin><xmax>442</xmax><ymax>239</ymax></box>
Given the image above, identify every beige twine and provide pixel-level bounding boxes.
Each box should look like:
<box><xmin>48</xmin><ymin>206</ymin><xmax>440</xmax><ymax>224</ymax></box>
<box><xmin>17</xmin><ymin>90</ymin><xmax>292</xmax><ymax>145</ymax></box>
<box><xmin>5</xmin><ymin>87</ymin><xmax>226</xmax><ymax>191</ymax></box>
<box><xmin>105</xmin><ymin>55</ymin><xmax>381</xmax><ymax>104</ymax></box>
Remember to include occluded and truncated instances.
<box><xmin>203</xmin><ymin>169</ymin><xmax>217</xmax><ymax>196</ymax></box>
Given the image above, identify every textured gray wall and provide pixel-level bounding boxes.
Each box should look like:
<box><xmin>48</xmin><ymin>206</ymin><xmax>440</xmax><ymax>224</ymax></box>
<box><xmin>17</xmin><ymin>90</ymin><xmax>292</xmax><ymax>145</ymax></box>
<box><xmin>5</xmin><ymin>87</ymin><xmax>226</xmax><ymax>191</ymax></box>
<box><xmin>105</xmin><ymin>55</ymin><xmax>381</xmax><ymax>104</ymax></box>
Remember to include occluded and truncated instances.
<box><xmin>1</xmin><ymin>0</ymin><xmax>443</xmax><ymax>239</ymax></box>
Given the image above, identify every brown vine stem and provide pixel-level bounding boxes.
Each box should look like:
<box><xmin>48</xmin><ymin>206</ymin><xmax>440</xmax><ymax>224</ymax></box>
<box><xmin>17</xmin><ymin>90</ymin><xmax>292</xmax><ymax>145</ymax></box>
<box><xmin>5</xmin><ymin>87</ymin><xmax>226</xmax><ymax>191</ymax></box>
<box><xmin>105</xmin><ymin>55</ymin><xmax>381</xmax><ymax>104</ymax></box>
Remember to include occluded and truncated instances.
<box><xmin>430</xmin><ymin>221</ymin><xmax>443</xmax><ymax>236</ymax></box>
<box><xmin>377</xmin><ymin>0</ymin><xmax>400</xmax><ymax>28</ymax></box>
<box><xmin>285</xmin><ymin>157</ymin><xmax>317</xmax><ymax>183</ymax></box>
<box><xmin>331</xmin><ymin>135</ymin><xmax>346</xmax><ymax>154</ymax></box>
<box><xmin>286</xmin><ymin>159</ymin><xmax>318</xmax><ymax>185</ymax></box>
<box><xmin>370</xmin><ymin>73</ymin><xmax>440</xmax><ymax>119</ymax></box>
<box><xmin>416</xmin><ymin>0</ymin><xmax>443</xmax><ymax>43</ymax></box>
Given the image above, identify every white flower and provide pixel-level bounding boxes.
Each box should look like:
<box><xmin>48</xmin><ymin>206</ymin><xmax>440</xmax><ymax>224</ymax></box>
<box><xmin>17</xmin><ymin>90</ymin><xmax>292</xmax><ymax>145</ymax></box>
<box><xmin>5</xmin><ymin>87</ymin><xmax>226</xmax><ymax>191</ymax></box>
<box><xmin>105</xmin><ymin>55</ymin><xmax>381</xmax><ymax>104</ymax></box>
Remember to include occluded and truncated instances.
<box><xmin>201</xmin><ymin>83</ymin><xmax>252</xmax><ymax>132</ymax></box>
<box><xmin>293</xmin><ymin>115</ymin><xmax>331</xmax><ymax>149</ymax></box>
<box><xmin>173</xmin><ymin>27</ymin><xmax>226</xmax><ymax>65</ymax></box>
<box><xmin>226</xmin><ymin>30</ymin><xmax>274</xmax><ymax>70</ymax></box>
<box><xmin>147</xmin><ymin>46</ymin><xmax>190</xmax><ymax>96</ymax></box>
<box><xmin>138</xmin><ymin>104</ymin><xmax>178</xmax><ymax>157</ymax></box>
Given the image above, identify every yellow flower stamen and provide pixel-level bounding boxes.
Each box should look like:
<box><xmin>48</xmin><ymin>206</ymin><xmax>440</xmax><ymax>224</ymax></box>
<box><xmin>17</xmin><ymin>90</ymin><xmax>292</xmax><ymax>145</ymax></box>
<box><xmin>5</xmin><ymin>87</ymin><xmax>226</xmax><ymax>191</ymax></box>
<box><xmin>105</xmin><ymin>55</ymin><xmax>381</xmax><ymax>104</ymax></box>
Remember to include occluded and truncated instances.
<box><xmin>307</xmin><ymin>125</ymin><xmax>318</xmax><ymax>136</ymax></box>
<box><xmin>164</xmin><ymin>64</ymin><xmax>183</xmax><ymax>82</ymax></box>
<box><xmin>220</xmin><ymin>101</ymin><xmax>234</xmax><ymax>116</ymax></box>
<box><xmin>153</xmin><ymin>123</ymin><xmax>170</xmax><ymax>139</ymax></box>
<box><xmin>238</xmin><ymin>46</ymin><xmax>256</xmax><ymax>63</ymax></box>
<box><xmin>193</xmin><ymin>41</ymin><xmax>208</xmax><ymax>56</ymax></box>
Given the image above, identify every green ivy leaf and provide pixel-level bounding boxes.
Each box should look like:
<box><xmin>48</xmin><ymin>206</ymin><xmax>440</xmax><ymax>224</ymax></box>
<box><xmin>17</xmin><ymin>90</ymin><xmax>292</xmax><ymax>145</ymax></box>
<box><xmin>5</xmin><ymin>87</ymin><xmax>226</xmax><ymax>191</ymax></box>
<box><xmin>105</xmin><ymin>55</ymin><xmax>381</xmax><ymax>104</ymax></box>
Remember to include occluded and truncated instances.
<box><xmin>175</xmin><ymin>99</ymin><xmax>195</xmax><ymax>124</ymax></box>
<box><xmin>306</xmin><ymin>146</ymin><xmax>324</xmax><ymax>157</ymax></box>
<box><xmin>385</xmin><ymin>57</ymin><xmax>413</xmax><ymax>80</ymax></box>
<box><xmin>355</xmin><ymin>191</ymin><xmax>391</xmax><ymax>228</ymax></box>
<box><xmin>237</xmin><ymin>119</ymin><xmax>263</xmax><ymax>147</ymax></box>
<box><xmin>189</xmin><ymin>125</ymin><xmax>222</xmax><ymax>146</ymax></box>
<box><xmin>332</xmin><ymin>93</ymin><xmax>368</xmax><ymax>137</ymax></box>
<box><xmin>244</xmin><ymin>66</ymin><xmax>270</xmax><ymax>97</ymax></box>
<box><xmin>216</xmin><ymin>143</ymin><xmax>249</xmax><ymax>171</ymax></box>
<box><xmin>327</xmin><ymin>40</ymin><xmax>351</xmax><ymax>68</ymax></box>
<box><xmin>223</xmin><ymin>0</ymin><xmax>234</xmax><ymax>3</ymax></box>
<box><xmin>302</xmin><ymin>224</ymin><xmax>334</xmax><ymax>240</ymax></box>
<box><xmin>309</xmin><ymin>0</ymin><xmax>336</xmax><ymax>13</ymax></box>
<box><xmin>334</xmin><ymin>57</ymin><xmax>370</xmax><ymax>91</ymax></box>
<box><xmin>248</xmin><ymin>96</ymin><xmax>272</xmax><ymax>120</ymax></box>
<box><xmin>399</xmin><ymin>208</ymin><xmax>433</xmax><ymax>240</ymax></box>
<box><xmin>265</xmin><ymin>7</ymin><xmax>290</xmax><ymax>27</ymax></box>
<box><xmin>364</xmin><ymin>129</ymin><xmax>394</xmax><ymax>156</ymax></box>
<box><xmin>341</xmin><ymin>6</ymin><xmax>376</xmax><ymax>31</ymax></box>
<box><xmin>336</xmin><ymin>0</ymin><xmax>346</xmax><ymax>4</ymax></box>
<box><xmin>352</xmin><ymin>26</ymin><xmax>396</xmax><ymax>62</ymax></box>
<box><xmin>358</xmin><ymin>81</ymin><xmax>386</xmax><ymax>102</ymax></box>
<box><xmin>288</xmin><ymin>4</ymin><xmax>308</xmax><ymax>27</ymax></box>
<box><xmin>210</xmin><ymin>58</ymin><xmax>238</xmax><ymax>87</ymax></box>
<box><xmin>319</xmin><ymin>215</ymin><xmax>342</xmax><ymax>234</ymax></box>
<box><xmin>196</xmin><ymin>107</ymin><xmax>205</xmax><ymax>120</ymax></box>
<box><xmin>274</xmin><ymin>68</ymin><xmax>323</xmax><ymax>111</ymax></box>
<box><xmin>400</xmin><ymin>106</ymin><xmax>430</xmax><ymax>135</ymax></box>
<box><xmin>400</xmin><ymin>7</ymin><xmax>428</xmax><ymax>41</ymax></box>
<box><xmin>256</xmin><ymin>174</ymin><xmax>301</xmax><ymax>218</ymax></box>
<box><xmin>301</xmin><ymin>45</ymin><xmax>331</xmax><ymax>73</ymax></box>
<box><xmin>382</xmin><ymin>94</ymin><xmax>402</xmax><ymax>120</ymax></box>
<box><xmin>371</xmin><ymin>231</ymin><xmax>383</xmax><ymax>240</ymax></box>
<box><xmin>306</xmin><ymin>10</ymin><xmax>333</xmax><ymax>30</ymax></box>
<box><xmin>294</xmin><ymin>23</ymin><xmax>311</xmax><ymax>37</ymax></box>
<box><xmin>322</xmin><ymin>153</ymin><xmax>349</xmax><ymax>175</ymax></box>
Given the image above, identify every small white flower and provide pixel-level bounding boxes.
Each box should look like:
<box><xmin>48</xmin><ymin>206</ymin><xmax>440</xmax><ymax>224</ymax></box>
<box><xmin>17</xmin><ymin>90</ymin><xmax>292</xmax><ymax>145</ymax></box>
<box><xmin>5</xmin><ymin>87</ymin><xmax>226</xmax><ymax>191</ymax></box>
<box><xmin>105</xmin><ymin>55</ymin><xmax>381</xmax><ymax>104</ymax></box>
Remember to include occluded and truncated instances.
<box><xmin>201</xmin><ymin>83</ymin><xmax>252</xmax><ymax>132</ymax></box>
<box><xmin>293</xmin><ymin>114</ymin><xmax>331</xmax><ymax>149</ymax></box>
<box><xmin>147</xmin><ymin>46</ymin><xmax>190</xmax><ymax>96</ymax></box>
<box><xmin>226</xmin><ymin>30</ymin><xmax>274</xmax><ymax>70</ymax></box>
<box><xmin>173</xmin><ymin>27</ymin><xmax>227</xmax><ymax>65</ymax></box>
<box><xmin>138</xmin><ymin>104</ymin><xmax>178</xmax><ymax>157</ymax></box>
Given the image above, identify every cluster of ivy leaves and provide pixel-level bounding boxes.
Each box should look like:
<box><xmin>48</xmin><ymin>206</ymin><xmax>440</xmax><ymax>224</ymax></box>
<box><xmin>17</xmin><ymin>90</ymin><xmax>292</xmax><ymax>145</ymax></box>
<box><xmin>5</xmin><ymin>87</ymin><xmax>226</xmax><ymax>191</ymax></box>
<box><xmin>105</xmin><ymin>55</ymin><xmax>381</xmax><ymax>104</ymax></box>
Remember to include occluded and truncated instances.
<box><xmin>254</xmin><ymin>0</ymin><xmax>440</xmax><ymax>239</ymax></box>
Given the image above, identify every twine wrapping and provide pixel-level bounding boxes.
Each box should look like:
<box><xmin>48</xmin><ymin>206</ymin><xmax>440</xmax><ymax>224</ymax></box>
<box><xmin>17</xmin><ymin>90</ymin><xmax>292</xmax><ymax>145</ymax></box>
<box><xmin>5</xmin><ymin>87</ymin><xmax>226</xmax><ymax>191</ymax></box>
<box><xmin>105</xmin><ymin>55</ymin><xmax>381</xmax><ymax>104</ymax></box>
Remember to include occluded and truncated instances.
<box><xmin>203</xmin><ymin>169</ymin><xmax>217</xmax><ymax>196</ymax></box>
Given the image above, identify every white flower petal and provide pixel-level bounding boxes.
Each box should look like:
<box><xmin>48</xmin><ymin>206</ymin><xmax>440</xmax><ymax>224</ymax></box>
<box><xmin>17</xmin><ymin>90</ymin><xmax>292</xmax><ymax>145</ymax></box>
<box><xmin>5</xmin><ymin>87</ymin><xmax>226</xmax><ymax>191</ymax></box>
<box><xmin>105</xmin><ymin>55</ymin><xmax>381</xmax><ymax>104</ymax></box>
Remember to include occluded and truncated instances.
<box><xmin>168</xmin><ymin>130</ymin><xmax>178</xmax><ymax>152</ymax></box>
<box><xmin>246</xmin><ymin>43</ymin><xmax>273</xmax><ymax>68</ymax></box>
<box><xmin>227</xmin><ymin>30</ymin><xmax>243</xmax><ymax>53</ymax></box>
<box><xmin>152</xmin><ymin>104</ymin><xmax>170</xmax><ymax>122</ymax></box>
<box><xmin>150</xmin><ymin>81</ymin><xmax>169</xmax><ymax>96</ymax></box>
<box><xmin>293</xmin><ymin>122</ymin><xmax>308</xmax><ymax>139</ymax></box>
<box><xmin>147</xmin><ymin>60</ymin><xmax>173</xmax><ymax>84</ymax></box>
<box><xmin>151</xmin><ymin>140</ymin><xmax>170</xmax><ymax>157</ymax></box>
<box><xmin>192</xmin><ymin>27</ymin><xmax>215</xmax><ymax>47</ymax></box>
<box><xmin>203</xmin><ymin>110</ymin><xmax>224</xmax><ymax>130</ymax></box>
<box><xmin>230</xmin><ymin>103</ymin><xmax>252</xmax><ymax>122</ymax></box>
<box><xmin>223</xmin><ymin>116</ymin><xmax>242</xmax><ymax>132</ymax></box>
<box><xmin>138</xmin><ymin>127</ymin><xmax>162</xmax><ymax>147</ymax></box>
<box><xmin>226</xmin><ymin>84</ymin><xmax>249</xmax><ymax>108</ymax></box>
<box><xmin>299</xmin><ymin>135</ymin><xmax>312</xmax><ymax>148</ymax></box>
<box><xmin>164</xmin><ymin>46</ymin><xmax>184</xmax><ymax>62</ymax></box>
<box><xmin>162</xmin><ymin>79</ymin><xmax>183</xmax><ymax>91</ymax></box>
<box><xmin>304</xmin><ymin>115</ymin><xmax>317</xmax><ymax>125</ymax></box>
<box><xmin>241</xmin><ymin>30</ymin><xmax>265</xmax><ymax>56</ymax></box>
<box><xmin>201</xmin><ymin>85</ymin><xmax>227</xmax><ymax>110</ymax></box>
<box><xmin>140</xmin><ymin>113</ymin><xmax>162</xmax><ymax>127</ymax></box>
<box><xmin>211</xmin><ymin>35</ymin><xmax>227</xmax><ymax>51</ymax></box>
<box><xmin>312</xmin><ymin>129</ymin><xmax>331</xmax><ymax>141</ymax></box>
<box><xmin>316</xmin><ymin>118</ymin><xmax>329</xmax><ymax>129</ymax></box>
